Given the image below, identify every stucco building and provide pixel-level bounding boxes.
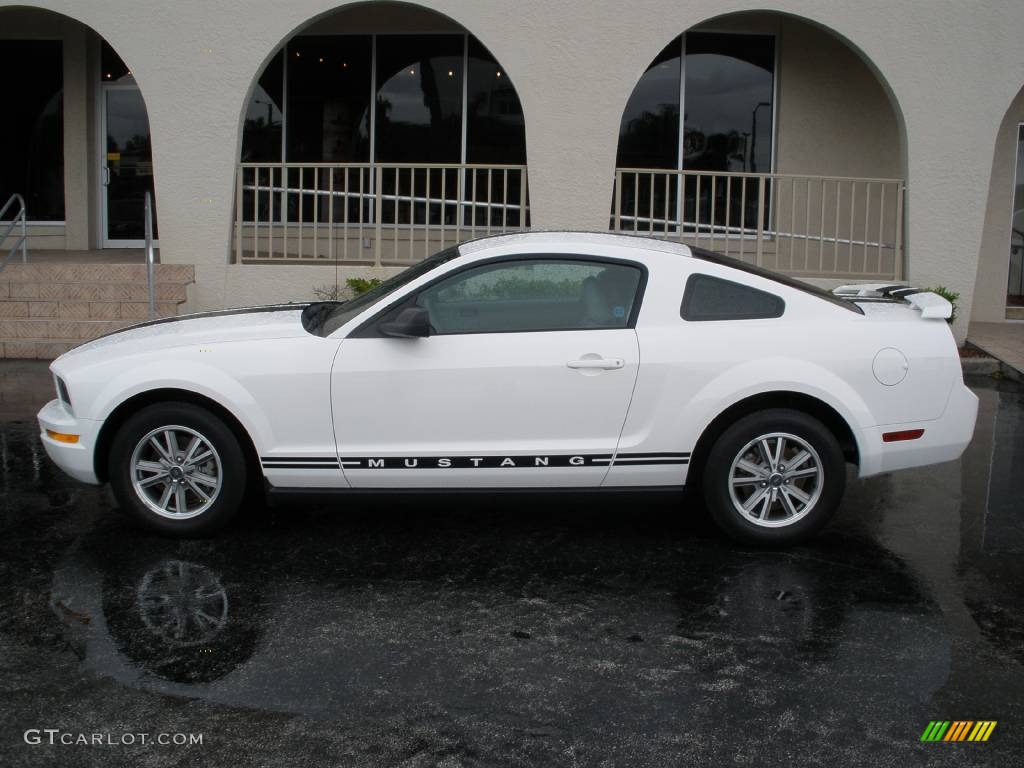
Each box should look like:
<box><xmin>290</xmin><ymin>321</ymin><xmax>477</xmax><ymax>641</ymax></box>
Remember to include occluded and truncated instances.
<box><xmin>1</xmin><ymin>0</ymin><xmax>1022</xmax><ymax>357</ymax></box>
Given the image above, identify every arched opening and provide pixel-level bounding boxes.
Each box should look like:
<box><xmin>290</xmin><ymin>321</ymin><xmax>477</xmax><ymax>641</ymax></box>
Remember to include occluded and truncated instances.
<box><xmin>0</xmin><ymin>6</ymin><xmax>158</xmax><ymax>252</ymax></box>
<box><xmin>611</xmin><ymin>11</ymin><xmax>906</xmax><ymax>282</ymax></box>
<box><xmin>233</xmin><ymin>1</ymin><xmax>529</xmax><ymax>267</ymax></box>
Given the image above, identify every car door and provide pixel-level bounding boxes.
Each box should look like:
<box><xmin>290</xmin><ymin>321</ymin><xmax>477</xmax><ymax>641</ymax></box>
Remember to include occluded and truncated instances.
<box><xmin>331</xmin><ymin>255</ymin><xmax>645</xmax><ymax>488</ymax></box>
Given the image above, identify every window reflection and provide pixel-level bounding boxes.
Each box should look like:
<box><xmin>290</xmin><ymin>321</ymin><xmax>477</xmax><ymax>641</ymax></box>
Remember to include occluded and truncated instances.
<box><xmin>683</xmin><ymin>33</ymin><xmax>774</xmax><ymax>175</ymax></box>
<box><xmin>614</xmin><ymin>32</ymin><xmax>775</xmax><ymax>234</ymax></box>
<box><xmin>237</xmin><ymin>32</ymin><xmax>528</xmax><ymax>228</ymax></box>
<box><xmin>616</xmin><ymin>39</ymin><xmax>680</xmax><ymax>171</ymax></box>
<box><xmin>241</xmin><ymin>50</ymin><xmax>283</xmax><ymax>163</ymax></box>
<box><xmin>374</xmin><ymin>34</ymin><xmax>462</xmax><ymax>228</ymax></box>
<box><xmin>374</xmin><ymin>34</ymin><xmax>463</xmax><ymax>163</ymax></box>
<box><xmin>287</xmin><ymin>36</ymin><xmax>372</xmax><ymax>163</ymax></box>
<box><xmin>0</xmin><ymin>40</ymin><xmax>64</xmax><ymax>221</ymax></box>
<box><xmin>466</xmin><ymin>38</ymin><xmax>525</xmax><ymax>165</ymax></box>
<box><xmin>466</xmin><ymin>38</ymin><xmax>527</xmax><ymax>226</ymax></box>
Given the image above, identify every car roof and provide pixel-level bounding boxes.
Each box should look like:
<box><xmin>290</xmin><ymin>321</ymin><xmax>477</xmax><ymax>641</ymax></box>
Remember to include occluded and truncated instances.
<box><xmin>456</xmin><ymin>231</ymin><xmax>863</xmax><ymax>315</ymax></box>
<box><xmin>457</xmin><ymin>231</ymin><xmax>695</xmax><ymax>258</ymax></box>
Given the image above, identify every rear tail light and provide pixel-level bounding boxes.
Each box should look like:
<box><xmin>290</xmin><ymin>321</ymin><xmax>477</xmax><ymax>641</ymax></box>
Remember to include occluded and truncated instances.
<box><xmin>882</xmin><ymin>429</ymin><xmax>925</xmax><ymax>443</ymax></box>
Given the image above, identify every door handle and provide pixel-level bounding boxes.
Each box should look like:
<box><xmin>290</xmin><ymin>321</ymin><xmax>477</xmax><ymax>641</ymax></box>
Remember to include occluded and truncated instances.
<box><xmin>567</xmin><ymin>357</ymin><xmax>624</xmax><ymax>370</ymax></box>
<box><xmin>103</xmin><ymin>166</ymin><xmax>111</xmax><ymax>186</ymax></box>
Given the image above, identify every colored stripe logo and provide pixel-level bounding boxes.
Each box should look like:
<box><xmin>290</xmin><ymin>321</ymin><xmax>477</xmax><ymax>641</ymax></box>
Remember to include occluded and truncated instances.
<box><xmin>920</xmin><ymin>721</ymin><xmax>997</xmax><ymax>742</ymax></box>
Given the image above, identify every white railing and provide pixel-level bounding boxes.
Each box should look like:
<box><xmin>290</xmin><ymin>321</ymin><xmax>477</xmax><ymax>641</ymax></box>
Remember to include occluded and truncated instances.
<box><xmin>144</xmin><ymin>190</ymin><xmax>156</xmax><ymax>320</ymax></box>
<box><xmin>612</xmin><ymin>168</ymin><xmax>905</xmax><ymax>280</ymax></box>
<box><xmin>234</xmin><ymin>163</ymin><xmax>529</xmax><ymax>266</ymax></box>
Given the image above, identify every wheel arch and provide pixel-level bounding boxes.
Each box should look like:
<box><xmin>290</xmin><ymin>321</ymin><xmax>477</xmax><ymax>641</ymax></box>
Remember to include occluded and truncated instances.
<box><xmin>93</xmin><ymin>388</ymin><xmax>262</xmax><ymax>484</ymax></box>
<box><xmin>688</xmin><ymin>391</ymin><xmax>860</xmax><ymax>484</ymax></box>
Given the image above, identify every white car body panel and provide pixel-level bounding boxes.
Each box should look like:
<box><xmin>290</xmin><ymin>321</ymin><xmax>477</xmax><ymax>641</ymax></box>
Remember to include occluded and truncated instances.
<box><xmin>332</xmin><ymin>329</ymin><xmax>639</xmax><ymax>487</ymax></box>
<box><xmin>38</xmin><ymin>232</ymin><xmax>978</xmax><ymax>498</ymax></box>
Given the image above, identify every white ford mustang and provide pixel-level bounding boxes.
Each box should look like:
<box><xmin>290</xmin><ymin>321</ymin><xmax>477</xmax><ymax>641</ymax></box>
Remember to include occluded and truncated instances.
<box><xmin>38</xmin><ymin>232</ymin><xmax>978</xmax><ymax>544</ymax></box>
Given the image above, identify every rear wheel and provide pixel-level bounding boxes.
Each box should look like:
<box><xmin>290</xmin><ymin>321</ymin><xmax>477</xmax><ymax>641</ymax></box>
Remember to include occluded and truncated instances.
<box><xmin>109</xmin><ymin>403</ymin><xmax>248</xmax><ymax>536</ymax></box>
<box><xmin>702</xmin><ymin>409</ymin><xmax>845</xmax><ymax>545</ymax></box>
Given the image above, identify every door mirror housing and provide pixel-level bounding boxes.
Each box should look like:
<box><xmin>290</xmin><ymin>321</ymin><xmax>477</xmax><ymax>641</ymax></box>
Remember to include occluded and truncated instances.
<box><xmin>379</xmin><ymin>306</ymin><xmax>431</xmax><ymax>338</ymax></box>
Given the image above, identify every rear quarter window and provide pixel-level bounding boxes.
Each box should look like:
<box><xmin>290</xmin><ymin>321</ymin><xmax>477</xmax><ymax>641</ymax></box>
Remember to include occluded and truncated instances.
<box><xmin>681</xmin><ymin>273</ymin><xmax>785</xmax><ymax>321</ymax></box>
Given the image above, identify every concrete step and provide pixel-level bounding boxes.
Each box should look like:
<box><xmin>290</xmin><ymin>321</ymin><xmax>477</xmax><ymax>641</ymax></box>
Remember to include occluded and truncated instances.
<box><xmin>0</xmin><ymin>262</ymin><xmax>194</xmax><ymax>360</ymax></box>
<box><xmin>0</xmin><ymin>300</ymin><xmax>179</xmax><ymax>320</ymax></box>
<box><xmin>0</xmin><ymin>263</ymin><xmax>193</xmax><ymax>284</ymax></box>
<box><xmin>1</xmin><ymin>281</ymin><xmax>188</xmax><ymax>302</ymax></box>
<box><xmin>0</xmin><ymin>318</ymin><xmax>136</xmax><ymax>342</ymax></box>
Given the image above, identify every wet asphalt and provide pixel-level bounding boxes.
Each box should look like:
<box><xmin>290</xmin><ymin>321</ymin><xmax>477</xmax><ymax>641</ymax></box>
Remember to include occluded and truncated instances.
<box><xmin>0</xmin><ymin>360</ymin><xmax>1022</xmax><ymax>767</ymax></box>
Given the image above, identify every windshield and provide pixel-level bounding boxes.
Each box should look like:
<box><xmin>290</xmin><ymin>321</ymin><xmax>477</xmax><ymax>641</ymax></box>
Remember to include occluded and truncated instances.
<box><xmin>319</xmin><ymin>245</ymin><xmax>462</xmax><ymax>336</ymax></box>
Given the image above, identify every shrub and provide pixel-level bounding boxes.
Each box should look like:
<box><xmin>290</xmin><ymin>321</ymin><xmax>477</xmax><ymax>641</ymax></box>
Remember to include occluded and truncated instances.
<box><xmin>311</xmin><ymin>277</ymin><xmax>383</xmax><ymax>302</ymax></box>
<box><xmin>927</xmin><ymin>285</ymin><xmax>959</xmax><ymax>324</ymax></box>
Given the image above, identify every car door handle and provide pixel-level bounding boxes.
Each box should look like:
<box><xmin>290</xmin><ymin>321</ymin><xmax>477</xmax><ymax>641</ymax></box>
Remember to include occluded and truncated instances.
<box><xmin>567</xmin><ymin>357</ymin><xmax>624</xmax><ymax>370</ymax></box>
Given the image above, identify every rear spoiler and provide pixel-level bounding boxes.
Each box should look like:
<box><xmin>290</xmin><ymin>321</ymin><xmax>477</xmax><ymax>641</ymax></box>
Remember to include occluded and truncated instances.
<box><xmin>832</xmin><ymin>283</ymin><xmax>952</xmax><ymax>320</ymax></box>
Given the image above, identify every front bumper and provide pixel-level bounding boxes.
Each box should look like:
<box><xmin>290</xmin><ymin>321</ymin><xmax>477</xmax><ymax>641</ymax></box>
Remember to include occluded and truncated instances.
<box><xmin>37</xmin><ymin>399</ymin><xmax>102</xmax><ymax>485</ymax></box>
<box><xmin>858</xmin><ymin>384</ymin><xmax>979</xmax><ymax>477</ymax></box>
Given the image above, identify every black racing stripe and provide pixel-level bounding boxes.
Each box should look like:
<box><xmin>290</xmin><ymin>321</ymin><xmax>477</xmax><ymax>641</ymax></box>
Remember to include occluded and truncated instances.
<box><xmin>612</xmin><ymin>459</ymin><xmax>689</xmax><ymax>466</ymax></box>
<box><xmin>616</xmin><ymin>452</ymin><xmax>691</xmax><ymax>458</ymax></box>
<box><xmin>261</xmin><ymin>457</ymin><xmax>338</xmax><ymax>463</ymax></box>
<box><xmin>84</xmin><ymin>303</ymin><xmax>312</xmax><ymax>346</ymax></box>
<box><xmin>262</xmin><ymin>463</ymin><xmax>339</xmax><ymax>470</ymax></box>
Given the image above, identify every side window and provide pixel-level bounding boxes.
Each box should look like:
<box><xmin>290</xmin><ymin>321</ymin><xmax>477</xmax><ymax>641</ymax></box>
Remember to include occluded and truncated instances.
<box><xmin>681</xmin><ymin>273</ymin><xmax>785</xmax><ymax>321</ymax></box>
<box><xmin>415</xmin><ymin>258</ymin><xmax>643</xmax><ymax>335</ymax></box>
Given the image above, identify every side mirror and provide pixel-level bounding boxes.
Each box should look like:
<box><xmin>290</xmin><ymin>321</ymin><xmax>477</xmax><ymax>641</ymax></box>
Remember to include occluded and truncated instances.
<box><xmin>379</xmin><ymin>306</ymin><xmax>431</xmax><ymax>338</ymax></box>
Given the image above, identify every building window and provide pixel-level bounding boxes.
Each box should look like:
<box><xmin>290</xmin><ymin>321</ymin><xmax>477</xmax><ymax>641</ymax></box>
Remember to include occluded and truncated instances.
<box><xmin>466</xmin><ymin>37</ymin><xmax>526</xmax><ymax>165</ymax></box>
<box><xmin>0</xmin><ymin>40</ymin><xmax>64</xmax><ymax>221</ymax></box>
<box><xmin>615</xmin><ymin>32</ymin><xmax>775</xmax><ymax>234</ymax></box>
<box><xmin>286</xmin><ymin>37</ymin><xmax>371</xmax><ymax>163</ymax></box>
<box><xmin>241</xmin><ymin>50</ymin><xmax>284</xmax><ymax>163</ymax></box>
<box><xmin>244</xmin><ymin>33</ymin><xmax>525</xmax><ymax>165</ymax></box>
<box><xmin>374</xmin><ymin>34</ymin><xmax>463</xmax><ymax>163</ymax></box>
<box><xmin>240</xmin><ymin>33</ymin><xmax>528</xmax><ymax>227</ymax></box>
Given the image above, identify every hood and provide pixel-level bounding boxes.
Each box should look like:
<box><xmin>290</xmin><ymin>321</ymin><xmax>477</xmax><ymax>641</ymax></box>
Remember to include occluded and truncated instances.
<box><xmin>58</xmin><ymin>304</ymin><xmax>311</xmax><ymax>362</ymax></box>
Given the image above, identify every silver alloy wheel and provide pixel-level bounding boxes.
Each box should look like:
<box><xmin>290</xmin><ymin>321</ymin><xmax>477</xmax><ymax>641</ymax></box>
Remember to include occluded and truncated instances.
<box><xmin>129</xmin><ymin>425</ymin><xmax>222</xmax><ymax>520</ymax></box>
<box><xmin>727</xmin><ymin>432</ymin><xmax>823</xmax><ymax>528</ymax></box>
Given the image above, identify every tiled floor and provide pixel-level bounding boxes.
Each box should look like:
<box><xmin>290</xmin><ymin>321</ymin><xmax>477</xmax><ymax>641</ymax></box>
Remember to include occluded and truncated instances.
<box><xmin>968</xmin><ymin>321</ymin><xmax>1024</xmax><ymax>373</ymax></box>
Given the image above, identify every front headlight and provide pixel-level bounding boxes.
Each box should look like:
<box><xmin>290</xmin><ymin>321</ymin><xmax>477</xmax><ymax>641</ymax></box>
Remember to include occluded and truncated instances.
<box><xmin>54</xmin><ymin>375</ymin><xmax>72</xmax><ymax>414</ymax></box>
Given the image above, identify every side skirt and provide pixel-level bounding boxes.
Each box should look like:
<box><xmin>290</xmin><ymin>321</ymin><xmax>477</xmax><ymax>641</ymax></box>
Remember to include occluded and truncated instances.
<box><xmin>265</xmin><ymin>482</ymin><xmax>687</xmax><ymax>503</ymax></box>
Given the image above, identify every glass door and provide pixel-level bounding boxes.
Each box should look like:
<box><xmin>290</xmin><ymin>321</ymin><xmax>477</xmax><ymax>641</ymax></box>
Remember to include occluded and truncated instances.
<box><xmin>101</xmin><ymin>86</ymin><xmax>157</xmax><ymax>246</ymax></box>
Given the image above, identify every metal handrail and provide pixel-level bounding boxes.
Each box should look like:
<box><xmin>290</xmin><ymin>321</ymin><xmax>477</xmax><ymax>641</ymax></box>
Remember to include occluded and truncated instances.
<box><xmin>144</xmin><ymin>191</ymin><xmax>155</xmax><ymax>320</ymax></box>
<box><xmin>0</xmin><ymin>193</ymin><xmax>28</xmax><ymax>272</ymax></box>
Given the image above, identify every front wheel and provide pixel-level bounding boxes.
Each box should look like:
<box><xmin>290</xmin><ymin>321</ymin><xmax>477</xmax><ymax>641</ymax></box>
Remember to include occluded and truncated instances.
<box><xmin>701</xmin><ymin>409</ymin><xmax>846</xmax><ymax>545</ymax></box>
<box><xmin>108</xmin><ymin>403</ymin><xmax>248</xmax><ymax>536</ymax></box>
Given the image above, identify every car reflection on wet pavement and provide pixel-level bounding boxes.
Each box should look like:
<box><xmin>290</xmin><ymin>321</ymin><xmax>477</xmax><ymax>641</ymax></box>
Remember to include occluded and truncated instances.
<box><xmin>1</xmin><ymin>361</ymin><xmax>1022</xmax><ymax>767</ymax></box>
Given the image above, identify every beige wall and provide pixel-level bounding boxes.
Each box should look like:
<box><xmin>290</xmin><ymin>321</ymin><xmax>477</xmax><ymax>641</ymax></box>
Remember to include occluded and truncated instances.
<box><xmin>972</xmin><ymin>85</ymin><xmax>1024</xmax><ymax>322</ymax></box>
<box><xmin>2</xmin><ymin>1</ymin><xmax>1022</xmax><ymax>343</ymax></box>
<box><xmin>773</xmin><ymin>17</ymin><xmax>902</xmax><ymax>180</ymax></box>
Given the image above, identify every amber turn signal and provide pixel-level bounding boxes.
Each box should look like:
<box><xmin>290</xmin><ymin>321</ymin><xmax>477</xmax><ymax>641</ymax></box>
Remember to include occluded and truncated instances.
<box><xmin>46</xmin><ymin>430</ymin><xmax>80</xmax><ymax>444</ymax></box>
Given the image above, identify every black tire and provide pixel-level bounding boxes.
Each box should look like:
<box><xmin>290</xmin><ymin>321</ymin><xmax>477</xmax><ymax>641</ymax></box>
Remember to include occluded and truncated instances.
<box><xmin>108</xmin><ymin>402</ymin><xmax>248</xmax><ymax>537</ymax></box>
<box><xmin>701</xmin><ymin>408</ymin><xmax>845</xmax><ymax>546</ymax></box>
